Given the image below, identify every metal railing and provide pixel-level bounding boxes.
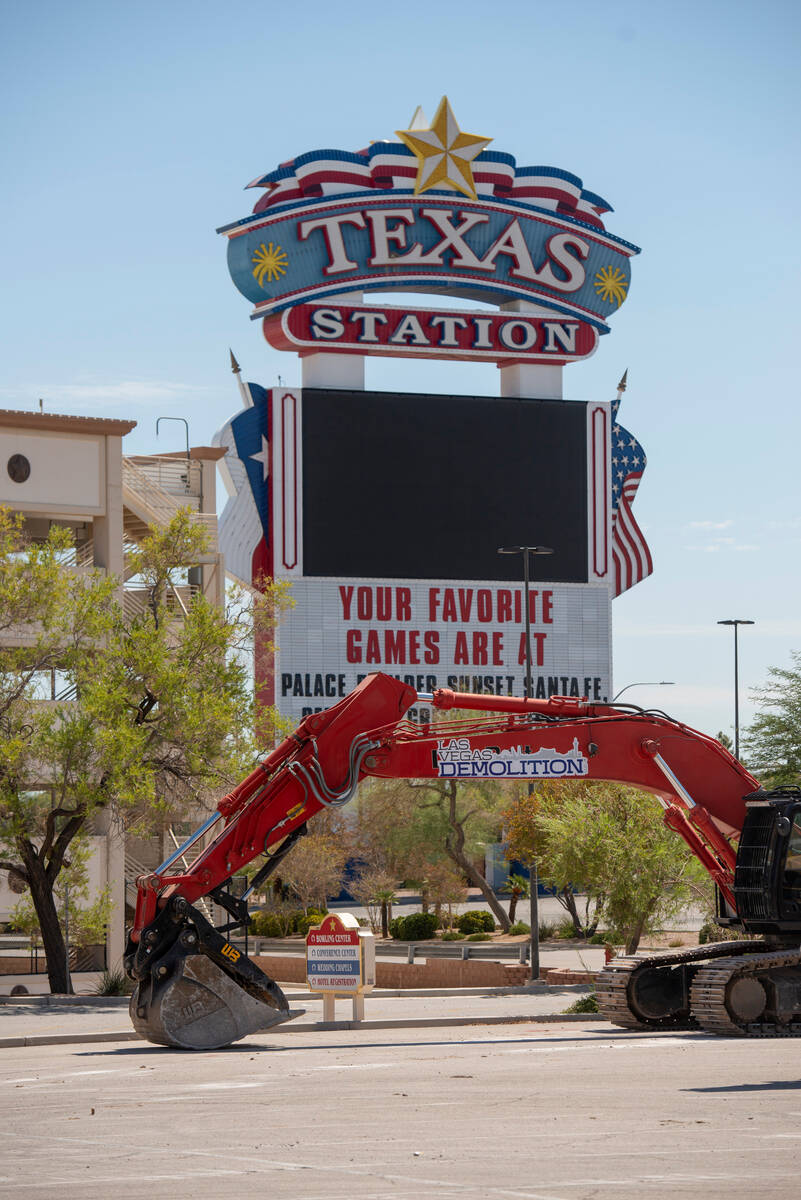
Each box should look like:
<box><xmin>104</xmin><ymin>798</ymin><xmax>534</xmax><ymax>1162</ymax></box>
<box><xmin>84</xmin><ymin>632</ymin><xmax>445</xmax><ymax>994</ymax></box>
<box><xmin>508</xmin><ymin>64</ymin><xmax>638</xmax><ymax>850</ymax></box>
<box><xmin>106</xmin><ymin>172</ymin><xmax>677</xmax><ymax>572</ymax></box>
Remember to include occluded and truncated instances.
<box><xmin>123</xmin><ymin>458</ymin><xmax>194</xmax><ymax>524</ymax></box>
<box><xmin>124</xmin><ymin>831</ymin><xmax>214</xmax><ymax>924</ymax></box>
<box><xmin>122</xmin><ymin>459</ymin><xmax>218</xmax><ymax>554</ymax></box>
<box><xmin>52</xmin><ymin>539</ymin><xmax>97</xmax><ymax>570</ymax></box>
<box><xmin>122</xmin><ymin>456</ymin><xmax>215</xmax><ymax>537</ymax></box>
<box><xmin>238</xmin><ymin>937</ymin><xmax>530</xmax><ymax>963</ymax></box>
<box><xmin>124</xmin><ymin>456</ymin><xmax>203</xmax><ymax>501</ymax></box>
<box><xmin>0</xmin><ymin>942</ymin><xmax>106</xmax><ymax>975</ymax></box>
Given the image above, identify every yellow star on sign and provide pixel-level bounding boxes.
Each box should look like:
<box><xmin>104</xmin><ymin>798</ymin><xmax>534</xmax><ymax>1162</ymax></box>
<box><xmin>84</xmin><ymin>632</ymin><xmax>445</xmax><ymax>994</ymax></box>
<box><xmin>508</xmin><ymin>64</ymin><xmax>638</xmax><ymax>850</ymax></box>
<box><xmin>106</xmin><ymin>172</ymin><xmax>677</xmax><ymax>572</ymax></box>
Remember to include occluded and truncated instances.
<box><xmin>396</xmin><ymin>97</ymin><xmax>492</xmax><ymax>200</ymax></box>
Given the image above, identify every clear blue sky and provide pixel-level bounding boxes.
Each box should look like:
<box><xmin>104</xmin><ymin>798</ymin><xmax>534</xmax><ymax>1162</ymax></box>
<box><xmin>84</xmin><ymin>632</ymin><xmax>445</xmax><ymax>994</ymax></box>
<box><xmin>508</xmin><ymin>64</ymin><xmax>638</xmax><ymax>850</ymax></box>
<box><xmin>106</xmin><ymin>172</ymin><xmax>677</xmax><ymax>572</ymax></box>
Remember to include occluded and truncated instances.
<box><xmin>2</xmin><ymin>0</ymin><xmax>800</xmax><ymax>743</ymax></box>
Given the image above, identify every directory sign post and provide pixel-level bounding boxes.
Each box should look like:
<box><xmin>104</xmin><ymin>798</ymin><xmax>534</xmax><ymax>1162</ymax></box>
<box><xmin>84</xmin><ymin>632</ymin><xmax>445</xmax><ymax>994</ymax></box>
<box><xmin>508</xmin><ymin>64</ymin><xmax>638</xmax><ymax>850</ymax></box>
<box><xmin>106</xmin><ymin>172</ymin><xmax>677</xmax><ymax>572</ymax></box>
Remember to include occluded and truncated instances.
<box><xmin>305</xmin><ymin>912</ymin><xmax>375</xmax><ymax>1021</ymax></box>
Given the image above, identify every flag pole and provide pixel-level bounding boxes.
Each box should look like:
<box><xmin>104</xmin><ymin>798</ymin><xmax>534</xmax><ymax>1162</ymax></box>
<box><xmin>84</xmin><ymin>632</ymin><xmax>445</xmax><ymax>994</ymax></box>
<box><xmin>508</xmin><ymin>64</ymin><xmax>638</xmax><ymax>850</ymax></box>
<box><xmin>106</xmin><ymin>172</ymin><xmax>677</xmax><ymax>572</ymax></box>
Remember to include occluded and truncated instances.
<box><xmin>230</xmin><ymin>349</ymin><xmax>254</xmax><ymax>409</ymax></box>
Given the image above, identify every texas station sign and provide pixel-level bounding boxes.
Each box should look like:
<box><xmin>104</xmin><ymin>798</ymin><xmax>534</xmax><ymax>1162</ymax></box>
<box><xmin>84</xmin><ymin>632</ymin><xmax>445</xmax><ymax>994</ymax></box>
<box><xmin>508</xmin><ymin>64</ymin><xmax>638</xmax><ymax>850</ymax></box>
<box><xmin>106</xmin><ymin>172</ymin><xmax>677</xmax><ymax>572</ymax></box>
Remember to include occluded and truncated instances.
<box><xmin>215</xmin><ymin>99</ymin><xmax>651</xmax><ymax>723</ymax></box>
<box><xmin>218</xmin><ymin>97</ymin><xmax>639</xmax><ymax>366</ymax></box>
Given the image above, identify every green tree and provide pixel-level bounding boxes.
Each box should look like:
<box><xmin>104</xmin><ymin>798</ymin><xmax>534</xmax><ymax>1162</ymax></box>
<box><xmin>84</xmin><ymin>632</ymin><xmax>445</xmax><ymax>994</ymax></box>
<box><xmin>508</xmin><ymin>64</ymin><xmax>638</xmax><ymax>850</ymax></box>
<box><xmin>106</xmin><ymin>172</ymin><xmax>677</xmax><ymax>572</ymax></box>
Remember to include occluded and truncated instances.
<box><xmin>373</xmin><ymin>883</ymin><xmax>397</xmax><ymax>938</ymax></box>
<box><xmin>279</xmin><ymin>827</ymin><xmax>347</xmax><ymax>913</ymax></box>
<box><xmin>0</xmin><ymin>509</ymin><xmax>269</xmax><ymax>994</ymax></box>
<box><xmin>9</xmin><ymin>835</ymin><xmax>112</xmax><ymax>958</ymax></box>
<box><xmin>502</xmin><ymin>785</ymin><xmax>597</xmax><ymax>937</ymax></box>
<box><xmin>408</xmin><ymin>777</ymin><xmax>511</xmax><ymax>931</ymax></box>
<box><xmin>348</xmin><ymin>775</ymin><xmax>506</xmax><ymax>927</ymax></box>
<box><xmin>348</xmin><ymin>779</ymin><xmax>424</xmax><ymax>880</ymax></box>
<box><xmin>743</xmin><ymin>650</ymin><xmax>801</xmax><ymax>786</ymax></box>
<box><xmin>505</xmin><ymin>780</ymin><xmax>707</xmax><ymax>953</ymax></box>
<box><xmin>421</xmin><ymin>858</ymin><xmax>468</xmax><ymax>929</ymax></box>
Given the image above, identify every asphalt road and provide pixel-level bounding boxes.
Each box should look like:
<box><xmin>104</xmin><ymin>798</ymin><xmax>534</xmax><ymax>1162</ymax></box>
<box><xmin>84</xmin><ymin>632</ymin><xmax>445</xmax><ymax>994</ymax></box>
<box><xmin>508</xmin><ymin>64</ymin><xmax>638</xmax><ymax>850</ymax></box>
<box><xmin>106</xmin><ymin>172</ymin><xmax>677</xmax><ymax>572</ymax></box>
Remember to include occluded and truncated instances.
<box><xmin>0</xmin><ymin>1022</ymin><xmax>799</xmax><ymax>1199</ymax></box>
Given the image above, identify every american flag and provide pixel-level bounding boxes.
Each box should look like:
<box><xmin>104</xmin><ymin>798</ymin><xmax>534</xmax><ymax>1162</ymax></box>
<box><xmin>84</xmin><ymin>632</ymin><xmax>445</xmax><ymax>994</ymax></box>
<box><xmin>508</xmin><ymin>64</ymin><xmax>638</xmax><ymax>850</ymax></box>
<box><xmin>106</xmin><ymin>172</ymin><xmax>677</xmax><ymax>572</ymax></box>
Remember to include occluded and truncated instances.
<box><xmin>611</xmin><ymin>380</ymin><xmax>653</xmax><ymax>596</ymax></box>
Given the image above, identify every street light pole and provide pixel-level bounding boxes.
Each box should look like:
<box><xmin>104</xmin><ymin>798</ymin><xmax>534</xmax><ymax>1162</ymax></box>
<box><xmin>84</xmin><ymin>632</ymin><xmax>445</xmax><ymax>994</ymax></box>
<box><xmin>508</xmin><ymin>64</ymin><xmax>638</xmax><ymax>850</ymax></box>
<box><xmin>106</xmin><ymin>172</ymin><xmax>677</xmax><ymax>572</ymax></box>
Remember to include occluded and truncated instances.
<box><xmin>612</xmin><ymin>681</ymin><xmax>675</xmax><ymax>702</ymax></box>
<box><xmin>498</xmin><ymin>545</ymin><xmax>554</xmax><ymax>982</ymax></box>
<box><xmin>717</xmin><ymin>619</ymin><xmax>754</xmax><ymax>758</ymax></box>
<box><xmin>522</xmin><ymin>548</ymin><xmax>532</xmax><ymax>699</ymax></box>
<box><xmin>497</xmin><ymin>547</ymin><xmax>555</xmax><ymax>702</ymax></box>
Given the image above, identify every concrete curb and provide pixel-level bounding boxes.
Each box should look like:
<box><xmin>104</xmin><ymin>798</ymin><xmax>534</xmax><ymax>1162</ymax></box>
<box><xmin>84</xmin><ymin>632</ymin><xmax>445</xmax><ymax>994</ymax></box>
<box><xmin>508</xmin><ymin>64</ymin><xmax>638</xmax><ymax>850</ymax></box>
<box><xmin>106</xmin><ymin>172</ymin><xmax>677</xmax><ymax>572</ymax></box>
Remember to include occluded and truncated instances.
<box><xmin>0</xmin><ymin>1011</ymin><xmax>605</xmax><ymax>1049</ymax></box>
<box><xmin>0</xmin><ymin>1031</ymin><xmax>142</xmax><ymax>1048</ymax></box>
<box><xmin>0</xmin><ymin>995</ymin><xmax>131</xmax><ymax>1007</ymax></box>
<box><xmin>279</xmin><ymin>1013</ymin><xmax>606</xmax><ymax>1033</ymax></box>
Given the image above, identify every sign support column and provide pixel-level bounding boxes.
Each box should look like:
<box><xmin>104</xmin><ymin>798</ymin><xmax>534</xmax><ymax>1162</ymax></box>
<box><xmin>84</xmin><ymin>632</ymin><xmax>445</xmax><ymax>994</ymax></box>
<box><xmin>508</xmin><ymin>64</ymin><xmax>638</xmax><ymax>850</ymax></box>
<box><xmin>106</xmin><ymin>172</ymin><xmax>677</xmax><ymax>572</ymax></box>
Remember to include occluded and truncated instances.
<box><xmin>301</xmin><ymin>292</ymin><xmax>365</xmax><ymax>390</ymax></box>
<box><xmin>498</xmin><ymin>301</ymin><xmax>563</xmax><ymax>400</ymax></box>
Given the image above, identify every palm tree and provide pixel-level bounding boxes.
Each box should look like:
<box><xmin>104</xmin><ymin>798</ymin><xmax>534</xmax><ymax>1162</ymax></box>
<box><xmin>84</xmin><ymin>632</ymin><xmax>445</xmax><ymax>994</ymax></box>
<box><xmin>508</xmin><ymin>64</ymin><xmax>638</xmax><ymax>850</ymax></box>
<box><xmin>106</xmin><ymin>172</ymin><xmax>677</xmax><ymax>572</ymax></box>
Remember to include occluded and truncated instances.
<box><xmin>501</xmin><ymin>873</ymin><xmax>530</xmax><ymax>924</ymax></box>
<box><xmin>374</xmin><ymin>885</ymin><xmax>396</xmax><ymax>938</ymax></box>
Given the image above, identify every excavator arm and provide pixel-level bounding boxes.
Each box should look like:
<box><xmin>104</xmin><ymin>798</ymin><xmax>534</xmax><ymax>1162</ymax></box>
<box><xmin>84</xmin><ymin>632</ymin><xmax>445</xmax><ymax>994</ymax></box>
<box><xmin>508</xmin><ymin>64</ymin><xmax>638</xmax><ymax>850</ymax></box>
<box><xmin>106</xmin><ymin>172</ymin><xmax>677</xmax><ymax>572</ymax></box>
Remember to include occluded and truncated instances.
<box><xmin>125</xmin><ymin>673</ymin><xmax>416</xmax><ymax>1047</ymax></box>
<box><xmin>126</xmin><ymin>672</ymin><xmax>801</xmax><ymax>1048</ymax></box>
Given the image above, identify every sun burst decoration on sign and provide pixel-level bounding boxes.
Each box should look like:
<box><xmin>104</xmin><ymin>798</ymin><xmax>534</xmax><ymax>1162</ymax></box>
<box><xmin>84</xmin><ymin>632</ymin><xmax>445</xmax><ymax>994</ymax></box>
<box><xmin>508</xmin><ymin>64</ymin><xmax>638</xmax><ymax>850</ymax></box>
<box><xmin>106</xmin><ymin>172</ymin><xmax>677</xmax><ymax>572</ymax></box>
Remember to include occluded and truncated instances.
<box><xmin>594</xmin><ymin>265</ymin><xmax>628</xmax><ymax>307</ymax></box>
<box><xmin>396</xmin><ymin>97</ymin><xmax>491</xmax><ymax>200</ymax></box>
<box><xmin>252</xmin><ymin>242</ymin><xmax>288</xmax><ymax>287</ymax></box>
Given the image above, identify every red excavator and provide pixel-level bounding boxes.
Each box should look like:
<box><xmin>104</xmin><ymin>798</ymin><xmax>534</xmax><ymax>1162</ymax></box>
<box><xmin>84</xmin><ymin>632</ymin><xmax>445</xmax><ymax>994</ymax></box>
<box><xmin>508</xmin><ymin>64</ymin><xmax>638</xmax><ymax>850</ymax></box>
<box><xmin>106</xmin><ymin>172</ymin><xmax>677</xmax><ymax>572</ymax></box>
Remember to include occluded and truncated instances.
<box><xmin>125</xmin><ymin>672</ymin><xmax>801</xmax><ymax>1048</ymax></box>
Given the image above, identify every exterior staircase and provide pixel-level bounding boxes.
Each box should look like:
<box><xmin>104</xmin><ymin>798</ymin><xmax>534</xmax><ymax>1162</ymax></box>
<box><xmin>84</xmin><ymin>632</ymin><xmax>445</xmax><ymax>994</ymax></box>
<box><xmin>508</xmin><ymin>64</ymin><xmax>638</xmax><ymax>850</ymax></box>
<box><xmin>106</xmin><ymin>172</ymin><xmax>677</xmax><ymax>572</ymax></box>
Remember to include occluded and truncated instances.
<box><xmin>122</xmin><ymin>458</ymin><xmax>218</xmax><ymax>557</ymax></box>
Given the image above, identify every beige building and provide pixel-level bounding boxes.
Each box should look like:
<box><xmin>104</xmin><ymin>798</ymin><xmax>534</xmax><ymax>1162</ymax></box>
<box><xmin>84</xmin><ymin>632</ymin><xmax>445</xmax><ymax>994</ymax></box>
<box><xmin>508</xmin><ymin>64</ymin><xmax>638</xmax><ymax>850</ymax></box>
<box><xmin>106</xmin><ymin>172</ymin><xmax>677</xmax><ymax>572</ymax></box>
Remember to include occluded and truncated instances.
<box><xmin>0</xmin><ymin>409</ymin><xmax>225</xmax><ymax>969</ymax></box>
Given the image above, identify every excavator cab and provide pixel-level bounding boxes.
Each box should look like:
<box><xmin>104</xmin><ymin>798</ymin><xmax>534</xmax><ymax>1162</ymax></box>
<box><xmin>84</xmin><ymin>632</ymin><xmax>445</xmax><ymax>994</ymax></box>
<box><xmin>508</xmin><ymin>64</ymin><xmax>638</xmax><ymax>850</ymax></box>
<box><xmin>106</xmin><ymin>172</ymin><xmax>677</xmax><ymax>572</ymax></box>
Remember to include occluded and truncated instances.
<box><xmin>783</xmin><ymin>810</ymin><xmax>801</xmax><ymax>908</ymax></box>
<box><xmin>733</xmin><ymin>788</ymin><xmax>801</xmax><ymax>935</ymax></box>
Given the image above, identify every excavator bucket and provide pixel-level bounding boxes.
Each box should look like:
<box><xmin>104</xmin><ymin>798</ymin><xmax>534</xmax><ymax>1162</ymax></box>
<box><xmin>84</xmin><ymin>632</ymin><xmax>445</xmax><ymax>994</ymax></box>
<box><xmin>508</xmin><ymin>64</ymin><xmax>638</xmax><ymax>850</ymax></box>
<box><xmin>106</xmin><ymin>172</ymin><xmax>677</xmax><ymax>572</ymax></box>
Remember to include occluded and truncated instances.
<box><xmin>130</xmin><ymin>953</ymin><xmax>296</xmax><ymax>1050</ymax></box>
<box><xmin>125</xmin><ymin>897</ymin><xmax>302</xmax><ymax>1050</ymax></box>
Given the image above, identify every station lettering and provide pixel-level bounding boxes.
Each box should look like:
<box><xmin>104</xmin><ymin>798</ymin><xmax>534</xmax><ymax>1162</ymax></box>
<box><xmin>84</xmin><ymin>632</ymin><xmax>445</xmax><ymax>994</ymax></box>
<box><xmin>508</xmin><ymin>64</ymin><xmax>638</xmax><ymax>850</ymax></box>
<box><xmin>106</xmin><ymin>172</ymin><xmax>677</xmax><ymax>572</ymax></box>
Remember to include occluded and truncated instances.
<box><xmin>307</xmin><ymin>307</ymin><xmax>582</xmax><ymax>354</ymax></box>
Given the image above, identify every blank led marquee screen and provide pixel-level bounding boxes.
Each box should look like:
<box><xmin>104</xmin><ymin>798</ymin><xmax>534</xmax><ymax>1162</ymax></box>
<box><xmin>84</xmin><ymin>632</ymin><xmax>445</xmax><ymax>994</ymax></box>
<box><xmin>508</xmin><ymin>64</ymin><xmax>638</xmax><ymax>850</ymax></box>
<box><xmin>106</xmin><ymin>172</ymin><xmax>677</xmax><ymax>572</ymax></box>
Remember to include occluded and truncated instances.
<box><xmin>301</xmin><ymin>389</ymin><xmax>589</xmax><ymax>583</ymax></box>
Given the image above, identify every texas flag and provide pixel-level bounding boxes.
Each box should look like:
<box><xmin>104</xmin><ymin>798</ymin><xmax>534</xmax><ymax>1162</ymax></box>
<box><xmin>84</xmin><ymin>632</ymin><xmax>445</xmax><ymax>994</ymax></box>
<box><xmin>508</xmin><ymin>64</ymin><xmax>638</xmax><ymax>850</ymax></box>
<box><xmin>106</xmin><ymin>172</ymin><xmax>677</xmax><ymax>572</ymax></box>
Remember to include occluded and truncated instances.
<box><xmin>214</xmin><ymin>380</ymin><xmax>271</xmax><ymax>589</ymax></box>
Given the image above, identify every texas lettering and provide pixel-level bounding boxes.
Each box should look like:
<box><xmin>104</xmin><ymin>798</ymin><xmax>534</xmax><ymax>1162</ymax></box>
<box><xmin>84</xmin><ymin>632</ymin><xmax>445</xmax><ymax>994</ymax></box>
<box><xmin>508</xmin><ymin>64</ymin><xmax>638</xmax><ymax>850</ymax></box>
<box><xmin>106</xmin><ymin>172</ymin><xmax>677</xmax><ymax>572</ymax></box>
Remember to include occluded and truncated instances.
<box><xmin>222</xmin><ymin>196</ymin><xmax>636</xmax><ymax>326</ymax></box>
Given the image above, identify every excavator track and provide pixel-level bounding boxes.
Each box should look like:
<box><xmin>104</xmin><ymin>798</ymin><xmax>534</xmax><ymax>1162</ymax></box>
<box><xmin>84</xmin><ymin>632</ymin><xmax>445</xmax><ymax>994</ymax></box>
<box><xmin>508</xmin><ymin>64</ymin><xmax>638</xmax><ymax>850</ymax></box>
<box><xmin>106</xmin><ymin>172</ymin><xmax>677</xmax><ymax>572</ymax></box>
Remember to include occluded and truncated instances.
<box><xmin>596</xmin><ymin>941</ymin><xmax>765</xmax><ymax>1031</ymax></box>
<box><xmin>690</xmin><ymin>946</ymin><xmax>801</xmax><ymax>1037</ymax></box>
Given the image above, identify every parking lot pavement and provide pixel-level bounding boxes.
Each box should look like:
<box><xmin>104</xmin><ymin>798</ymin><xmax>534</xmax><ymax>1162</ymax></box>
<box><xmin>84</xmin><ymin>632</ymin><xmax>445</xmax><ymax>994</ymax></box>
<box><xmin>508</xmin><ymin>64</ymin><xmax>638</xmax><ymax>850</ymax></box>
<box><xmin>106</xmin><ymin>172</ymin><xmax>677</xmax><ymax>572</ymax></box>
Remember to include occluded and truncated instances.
<box><xmin>0</xmin><ymin>1022</ymin><xmax>798</xmax><ymax>1200</ymax></box>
